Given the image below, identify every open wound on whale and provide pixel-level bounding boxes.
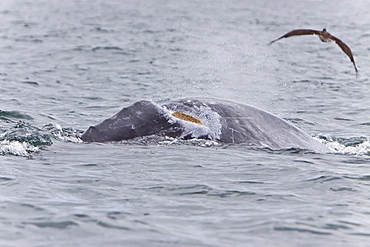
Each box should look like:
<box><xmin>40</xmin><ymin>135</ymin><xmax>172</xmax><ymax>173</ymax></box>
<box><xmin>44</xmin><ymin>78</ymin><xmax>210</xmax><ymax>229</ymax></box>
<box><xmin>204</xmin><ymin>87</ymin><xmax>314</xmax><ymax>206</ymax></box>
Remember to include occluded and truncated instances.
<box><xmin>171</xmin><ymin>112</ymin><xmax>203</xmax><ymax>125</ymax></box>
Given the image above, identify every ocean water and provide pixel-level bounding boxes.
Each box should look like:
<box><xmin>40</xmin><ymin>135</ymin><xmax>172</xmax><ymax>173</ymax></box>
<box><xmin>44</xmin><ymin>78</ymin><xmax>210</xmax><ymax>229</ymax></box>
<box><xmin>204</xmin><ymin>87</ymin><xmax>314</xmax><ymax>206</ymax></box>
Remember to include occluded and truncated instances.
<box><xmin>1</xmin><ymin>0</ymin><xmax>370</xmax><ymax>246</ymax></box>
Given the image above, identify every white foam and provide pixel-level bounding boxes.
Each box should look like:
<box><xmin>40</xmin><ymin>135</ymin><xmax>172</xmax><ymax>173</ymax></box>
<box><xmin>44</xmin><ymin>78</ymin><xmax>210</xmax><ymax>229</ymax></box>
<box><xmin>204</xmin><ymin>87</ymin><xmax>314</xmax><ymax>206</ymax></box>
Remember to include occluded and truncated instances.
<box><xmin>326</xmin><ymin>140</ymin><xmax>370</xmax><ymax>155</ymax></box>
<box><xmin>0</xmin><ymin>140</ymin><xmax>39</xmax><ymax>157</ymax></box>
<box><xmin>315</xmin><ymin>135</ymin><xmax>370</xmax><ymax>155</ymax></box>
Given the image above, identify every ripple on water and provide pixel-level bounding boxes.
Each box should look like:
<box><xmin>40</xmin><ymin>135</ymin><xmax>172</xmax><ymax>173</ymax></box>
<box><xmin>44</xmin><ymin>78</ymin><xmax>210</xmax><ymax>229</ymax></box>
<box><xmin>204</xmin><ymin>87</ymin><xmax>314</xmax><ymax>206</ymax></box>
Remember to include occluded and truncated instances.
<box><xmin>0</xmin><ymin>110</ymin><xmax>33</xmax><ymax>121</ymax></box>
<box><xmin>23</xmin><ymin>220</ymin><xmax>78</xmax><ymax>229</ymax></box>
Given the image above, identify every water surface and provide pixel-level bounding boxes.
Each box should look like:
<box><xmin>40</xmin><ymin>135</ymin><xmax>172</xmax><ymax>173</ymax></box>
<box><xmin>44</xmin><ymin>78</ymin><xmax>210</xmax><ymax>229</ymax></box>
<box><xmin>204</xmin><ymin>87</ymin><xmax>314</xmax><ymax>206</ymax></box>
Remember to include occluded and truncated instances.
<box><xmin>1</xmin><ymin>0</ymin><xmax>370</xmax><ymax>246</ymax></box>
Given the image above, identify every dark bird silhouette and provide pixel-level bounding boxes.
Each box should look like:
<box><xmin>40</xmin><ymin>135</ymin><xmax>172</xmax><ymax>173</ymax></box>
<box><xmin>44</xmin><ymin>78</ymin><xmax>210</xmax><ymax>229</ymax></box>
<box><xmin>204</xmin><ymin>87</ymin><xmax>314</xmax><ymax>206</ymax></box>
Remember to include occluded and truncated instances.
<box><xmin>269</xmin><ymin>28</ymin><xmax>359</xmax><ymax>77</ymax></box>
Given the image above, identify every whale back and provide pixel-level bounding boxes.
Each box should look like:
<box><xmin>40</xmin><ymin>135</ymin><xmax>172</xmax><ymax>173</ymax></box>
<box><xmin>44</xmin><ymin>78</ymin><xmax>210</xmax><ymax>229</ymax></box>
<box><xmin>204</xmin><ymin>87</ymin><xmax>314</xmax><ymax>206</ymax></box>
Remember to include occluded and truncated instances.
<box><xmin>163</xmin><ymin>98</ymin><xmax>329</xmax><ymax>152</ymax></box>
<box><xmin>81</xmin><ymin>100</ymin><xmax>182</xmax><ymax>142</ymax></box>
<box><xmin>81</xmin><ymin>98</ymin><xmax>329</xmax><ymax>153</ymax></box>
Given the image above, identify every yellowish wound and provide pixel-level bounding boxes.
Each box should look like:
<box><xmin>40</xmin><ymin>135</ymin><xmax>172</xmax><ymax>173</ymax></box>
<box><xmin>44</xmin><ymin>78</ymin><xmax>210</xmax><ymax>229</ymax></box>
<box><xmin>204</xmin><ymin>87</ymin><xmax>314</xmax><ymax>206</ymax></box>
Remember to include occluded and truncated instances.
<box><xmin>171</xmin><ymin>112</ymin><xmax>203</xmax><ymax>125</ymax></box>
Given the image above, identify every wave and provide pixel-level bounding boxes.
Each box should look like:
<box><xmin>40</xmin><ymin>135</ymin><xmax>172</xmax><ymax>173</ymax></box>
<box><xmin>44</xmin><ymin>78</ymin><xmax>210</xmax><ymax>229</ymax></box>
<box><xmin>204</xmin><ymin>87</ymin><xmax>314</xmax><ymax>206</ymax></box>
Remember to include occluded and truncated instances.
<box><xmin>316</xmin><ymin>134</ymin><xmax>370</xmax><ymax>155</ymax></box>
<box><xmin>0</xmin><ymin>121</ymin><xmax>82</xmax><ymax>157</ymax></box>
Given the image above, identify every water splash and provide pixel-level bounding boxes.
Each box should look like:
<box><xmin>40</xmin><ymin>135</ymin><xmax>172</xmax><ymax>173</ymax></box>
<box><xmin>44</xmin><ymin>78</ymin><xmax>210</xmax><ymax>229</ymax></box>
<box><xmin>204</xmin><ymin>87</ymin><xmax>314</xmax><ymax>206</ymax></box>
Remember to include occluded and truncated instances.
<box><xmin>316</xmin><ymin>134</ymin><xmax>370</xmax><ymax>155</ymax></box>
<box><xmin>0</xmin><ymin>121</ymin><xmax>83</xmax><ymax>157</ymax></box>
<box><xmin>43</xmin><ymin>123</ymin><xmax>83</xmax><ymax>143</ymax></box>
<box><xmin>0</xmin><ymin>140</ymin><xmax>39</xmax><ymax>157</ymax></box>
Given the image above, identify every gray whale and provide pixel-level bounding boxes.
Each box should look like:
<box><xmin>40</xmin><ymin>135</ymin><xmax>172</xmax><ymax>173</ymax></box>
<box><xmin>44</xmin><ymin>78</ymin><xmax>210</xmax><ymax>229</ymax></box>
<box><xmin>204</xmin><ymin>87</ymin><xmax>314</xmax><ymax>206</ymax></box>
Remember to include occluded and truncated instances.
<box><xmin>81</xmin><ymin>98</ymin><xmax>329</xmax><ymax>153</ymax></box>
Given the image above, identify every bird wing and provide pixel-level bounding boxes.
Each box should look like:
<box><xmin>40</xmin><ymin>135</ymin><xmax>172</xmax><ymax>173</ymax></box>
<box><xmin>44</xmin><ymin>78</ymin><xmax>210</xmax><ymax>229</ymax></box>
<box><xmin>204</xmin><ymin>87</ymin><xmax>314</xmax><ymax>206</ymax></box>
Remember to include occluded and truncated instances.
<box><xmin>269</xmin><ymin>29</ymin><xmax>321</xmax><ymax>45</ymax></box>
<box><xmin>329</xmin><ymin>34</ymin><xmax>359</xmax><ymax>73</ymax></box>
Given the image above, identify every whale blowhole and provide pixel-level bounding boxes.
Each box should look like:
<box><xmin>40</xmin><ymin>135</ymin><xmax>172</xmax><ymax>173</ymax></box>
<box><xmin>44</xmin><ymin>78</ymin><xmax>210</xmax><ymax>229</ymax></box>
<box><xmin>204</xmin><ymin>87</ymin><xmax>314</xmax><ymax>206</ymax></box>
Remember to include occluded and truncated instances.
<box><xmin>171</xmin><ymin>112</ymin><xmax>203</xmax><ymax>125</ymax></box>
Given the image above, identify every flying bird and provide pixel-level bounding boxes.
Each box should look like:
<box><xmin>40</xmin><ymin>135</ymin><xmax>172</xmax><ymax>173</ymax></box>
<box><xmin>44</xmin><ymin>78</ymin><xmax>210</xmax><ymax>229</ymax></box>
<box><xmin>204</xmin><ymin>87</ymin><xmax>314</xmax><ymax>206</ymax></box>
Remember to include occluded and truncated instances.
<box><xmin>269</xmin><ymin>28</ymin><xmax>359</xmax><ymax>77</ymax></box>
